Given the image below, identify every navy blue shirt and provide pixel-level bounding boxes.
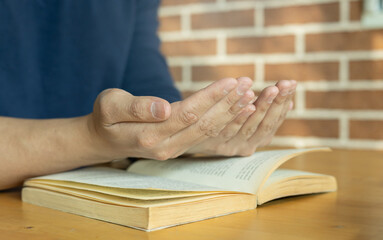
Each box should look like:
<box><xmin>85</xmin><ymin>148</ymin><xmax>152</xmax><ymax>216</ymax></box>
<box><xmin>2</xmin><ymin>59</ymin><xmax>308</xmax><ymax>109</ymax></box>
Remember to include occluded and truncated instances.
<box><xmin>0</xmin><ymin>0</ymin><xmax>181</xmax><ymax>118</ymax></box>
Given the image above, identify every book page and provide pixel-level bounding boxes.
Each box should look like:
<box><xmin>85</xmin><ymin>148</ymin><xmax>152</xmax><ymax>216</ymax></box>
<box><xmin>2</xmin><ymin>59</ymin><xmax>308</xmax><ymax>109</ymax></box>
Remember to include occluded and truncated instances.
<box><xmin>257</xmin><ymin>168</ymin><xmax>337</xmax><ymax>205</ymax></box>
<box><xmin>128</xmin><ymin>148</ymin><xmax>329</xmax><ymax>194</ymax></box>
<box><xmin>261</xmin><ymin>169</ymin><xmax>329</xmax><ymax>188</ymax></box>
<box><xmin>30</xmin><ymin>167</ymin><xmax>223</xmax><ymax>193</ymax></box>
<box><xmin>24</xmin><ymin>184</ymin><xmax>233</xmax><ymax>208</ymax></box>
<box><xmin>26</xmin><ymin>180</ymin><xmax>221</xmax><ymax>200</ymax></box>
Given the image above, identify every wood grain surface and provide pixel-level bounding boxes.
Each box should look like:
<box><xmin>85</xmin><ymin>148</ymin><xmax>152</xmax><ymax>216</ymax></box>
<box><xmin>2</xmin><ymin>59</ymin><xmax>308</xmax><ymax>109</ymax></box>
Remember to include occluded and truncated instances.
<box><xmin>1</xmin><ymin>149</ymin><xmax>382</xmax><ymax>240</ymax></box>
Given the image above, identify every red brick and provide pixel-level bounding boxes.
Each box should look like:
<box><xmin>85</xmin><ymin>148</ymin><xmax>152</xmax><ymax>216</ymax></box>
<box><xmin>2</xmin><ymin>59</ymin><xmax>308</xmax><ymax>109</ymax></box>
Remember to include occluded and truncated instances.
<box><xmin>306</xmin><ymin>30</ymin><xmax>383</xmax><ymax>52</ymax></box>
<box><xmin>350</xmin><ymin>120</ymin><xmax>383</xmax><ymax>140</ymax></box>
<box><xmin>159</xmin><ymin>15</ymin><xmax>181</xmax><ymax>32</ymax></box>
<box><xmin>265</xmin><ymin>3</ymin><xmax>339</xmax><ymax>26</ymax></box>
<box><xmin>227</xmin><ymin>35</ymin><xmax>295</xmax><ymax>54</ymax></box>
<box><xmin>161</xmin><ymin>39</ymin><xmax>216</xmax><ymax>57</ymax></box>
<box><xmin>276</xmin><ymin>119</ymin><xmax>339</xmax><ymax>138</ymax></box>
<box><xmin>191</xmin><ymin>10</ymin><xmax>254</xmax><ymax>30</ymax></box>
<box><xmin>349</xmin><ymin>60</ymin><xmax>383</xmax><ymax>80</ymax></box>
<box><xmin>192</xmin><ymin>64</ymin><xmax>254</xmax><ymax>81</ymax></box>
<box><xmin>169</xmin><ymin>66</ymin><xmax>182</xmax><ymax>82</ymax></box>
<box><xmin>265</xmin><ymin>62</ymin><xmax>339</xmax><ymax>82</ymax></box>
<box><xmin>350</xmin><ymin>0</ymin><xmax>362</xmax><ymax>21</ymax></box>
<box><xmin>306</xmin><ymin>91</ymin><xmax>383</xmax><ymax>110</ymax></box>
<box><xmin>161</xmin><ymin>0</ymin><xmax>215</xmax><ymax>6</ymax></box>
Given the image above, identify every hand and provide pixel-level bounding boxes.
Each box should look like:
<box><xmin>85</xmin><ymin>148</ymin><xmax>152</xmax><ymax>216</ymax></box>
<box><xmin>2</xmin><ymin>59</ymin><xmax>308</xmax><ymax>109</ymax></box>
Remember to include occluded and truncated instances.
<box><xmin>186</xmin><ymin>79</ymin><xmax>297</xmax><ymax>157</ymax></box>
<box><xmin>86</xmin><ymin>77</ymin><xmax>255</xmax><ymax>161</ymax></box>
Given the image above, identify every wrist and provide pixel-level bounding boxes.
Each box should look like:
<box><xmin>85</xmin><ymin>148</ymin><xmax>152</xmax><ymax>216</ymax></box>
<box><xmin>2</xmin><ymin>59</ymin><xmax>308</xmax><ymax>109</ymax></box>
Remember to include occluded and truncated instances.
<box><xmin>78</xmin><ymin>114</ymin><xmax>116</xmax><ymax>164</ymax></box>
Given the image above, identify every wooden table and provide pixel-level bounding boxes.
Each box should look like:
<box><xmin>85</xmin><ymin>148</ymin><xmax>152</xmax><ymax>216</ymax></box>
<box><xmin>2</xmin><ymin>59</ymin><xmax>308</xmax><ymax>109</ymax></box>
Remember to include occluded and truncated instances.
<box><xmin>1</xmin><ymin>150</ymin><xmax>382</xmax><ymax>240</ymax></box>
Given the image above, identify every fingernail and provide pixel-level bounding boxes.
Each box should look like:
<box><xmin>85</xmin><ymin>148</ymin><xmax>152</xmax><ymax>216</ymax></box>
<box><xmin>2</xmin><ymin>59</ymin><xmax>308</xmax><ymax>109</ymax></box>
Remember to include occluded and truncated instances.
<box><xmin>249</xmin><ymin>98</ymin><xmax>256</xmax><ymax>104</ymax></box>
<box><xmin>237</xmin><ymin>82</ymin><xmax>250</xmax><ymax>96</ymax></box>
<box><xmin>247</xmin><ymin>104</ymin><xmax>256</xmax><ymax>113</ymax></box>
<box><xmin>151</xmin><ymin>102</ymin><xmax>165</xmax><ymax>119</ymax></box>
<box><xmin>267</xmin><ymin>95</ymin><xmax>276</xmax><ymax>104</ymax></box>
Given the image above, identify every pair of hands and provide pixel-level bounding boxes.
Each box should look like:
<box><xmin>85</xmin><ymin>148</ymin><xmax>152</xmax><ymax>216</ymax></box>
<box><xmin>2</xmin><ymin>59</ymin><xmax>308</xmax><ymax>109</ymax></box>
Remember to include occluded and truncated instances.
<box><xmin>87</xmin><ymin>77</ymin><xmax>296</xmax><ymax>161</ymax></box>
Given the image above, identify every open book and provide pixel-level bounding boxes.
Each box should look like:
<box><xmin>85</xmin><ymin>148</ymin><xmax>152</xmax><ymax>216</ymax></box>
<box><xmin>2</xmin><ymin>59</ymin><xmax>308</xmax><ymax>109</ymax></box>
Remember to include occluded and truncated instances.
<box><xmin>22</xmin><ymin>148</ymin><xmax>337</xmax><ymax>231</ymax></box>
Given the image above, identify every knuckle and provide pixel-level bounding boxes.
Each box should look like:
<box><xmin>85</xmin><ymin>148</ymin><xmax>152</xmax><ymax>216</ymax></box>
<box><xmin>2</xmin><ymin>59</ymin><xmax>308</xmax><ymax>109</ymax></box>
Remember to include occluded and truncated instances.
<box><xmin>100</xmin><ymin>88</ymin><xmax>120</xmax><ymax>98</ymax></box>
<box><xmin>129</xmin><ymin>100</ymin><xmax>145</xmax><ymax>120</ymax></box>
<box><xmin>96</xmin><ymin>89</ymin><xmax>123</xmax><ymax>121</ymax></box>
<box><xmin>224</xmin><ymin>95</ymin><xmax>237</xmax><ymax>106</ymax></box>
<box><xmin>98</xmin><ymin>100</ymin><xmax>114</xmax><ymax>123</ymax></box>
<box><xmin>154</xmin><ymin>150</ymin><xmax>171</xmax><ymax>161</ymax></box>
<box><xmin>228</xmin><ymin>107</ymin><xmax>239</xmax><ymax>116</ymax></box>
<box><xmin>221</xmin><ymin>130</ymin><xmax>236</xmax><ymax>139</ymax></box>
<box><xmin>234</xmin><ymin>115</ymin><xmax>246</xmax><ymax>125</ymax></box>
<box><xmin>257</xmin><ymin>103</ymin><xmax>269</xmax><ymax>113</ymax></box>
<box><xmin>241</xmin><ymin>127</ymin><xmax>257</xmax><ymax>138</ymax></box>
<box><xmin>137</xmin><ymin>134</ymin><xmax>158</xmax><ymax>149</ymax></box>
<box><xmin>261</xmin><ymin>122</ymin><xmax>276</xmax><ymax>133</ymax></box>
<box><xmin>198</xmin><ymin>119</ymin><xmax>219</xmax><ymax>137</ymax></box>
<box><xmin>179</xmin><ymin>111</ymin><xmax>198</xmax><ymax>125</ymax></box>
<box><xmin>207</xmin><ymin>128</ymin><xmax>221</xmax><ymax>137</ymax></box>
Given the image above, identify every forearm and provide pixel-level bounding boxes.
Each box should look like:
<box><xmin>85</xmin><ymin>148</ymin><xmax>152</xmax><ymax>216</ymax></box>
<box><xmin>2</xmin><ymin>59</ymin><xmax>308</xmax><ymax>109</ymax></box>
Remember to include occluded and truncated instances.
<box><xmin>0</xmin><ymin>115</ymin><xmax>108</xmax><ymax>190</ymax></box>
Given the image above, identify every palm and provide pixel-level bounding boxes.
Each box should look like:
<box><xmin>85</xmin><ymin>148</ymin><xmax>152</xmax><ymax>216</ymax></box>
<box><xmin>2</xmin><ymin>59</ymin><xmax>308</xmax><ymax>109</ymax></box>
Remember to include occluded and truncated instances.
<box><xmin>186</xmin><ymin>80</ymin><xmax>296</xmax><ymax>157</ymax></box>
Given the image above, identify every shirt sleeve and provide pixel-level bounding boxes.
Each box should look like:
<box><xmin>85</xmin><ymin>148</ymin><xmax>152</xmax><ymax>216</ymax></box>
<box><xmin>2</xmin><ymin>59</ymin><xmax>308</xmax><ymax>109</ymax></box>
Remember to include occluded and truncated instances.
<box><xmin>121</xmin><ymin>0</ymin><xmax>182</xmax><ymax>103</ymax></box>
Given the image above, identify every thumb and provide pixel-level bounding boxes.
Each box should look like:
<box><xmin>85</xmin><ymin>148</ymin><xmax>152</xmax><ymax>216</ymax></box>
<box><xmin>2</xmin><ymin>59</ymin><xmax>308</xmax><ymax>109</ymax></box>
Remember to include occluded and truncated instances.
<box><xmin>95</xmin><ymin>88</ymin><xmax>171</xmax><ymax>124</ymax></box>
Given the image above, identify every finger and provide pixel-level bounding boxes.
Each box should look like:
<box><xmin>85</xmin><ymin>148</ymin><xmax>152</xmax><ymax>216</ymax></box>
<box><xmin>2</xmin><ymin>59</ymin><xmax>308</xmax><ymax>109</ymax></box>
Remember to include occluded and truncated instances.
<box><xmin>234</xmin><ymin>86</ymin><xmax>279</xmax><ymax>140</ymax></box>
<box><xmin>257</xmin><ymin>80</ymin><xmax>297</xmax><ymax>147</ymax></box>
<box><xmin>154</xmin><ymin>78</ymin><xmax>240</xmax><ymax>137</ymax></box>
<box><xmin>227</xmin><ymin>89</ymin><xmax>256</xmax><ymax>114</ymax></box>
<box><xmin>278</xmin><ymin>80</ymin><xmax>296</xmax><ymax>123</ymax></box>
<box><xmin>272</xmin><ymin>79</ymin><xmax>295</xmax><ymax>122</ymax></box>
<box><xmin>249</xmin><ymin>80</ymin><xmax>293</xmax><ymax>145</ymax></box>
<box><xmin>169</xmin><ymin>77</ymin><xmax>254</xmax><ymax>150</ymax></box>
<box><xmin>220</xmin><ymin>104</ymin><xmax>256</xmax><ymax>140</ymax></box>
<box><xmin>193</xmin><ymin>77</ymin><xmax>254</xmax><ymax>137</ymax></box>
<box><xmin>94</xmin><ymin>88</ymin><xmax>171</xmax><ymax>125</ymax></box>
<box><xmin>181</xmin><ymin>101</ymin><xmax>256</xmax><ymax>157</ymax></box>
<box><xmin>269</xmin><ymin>80</ymin><xmax>297</xmax><ymax>136</ymax></box>
<box><xmin>226</xmin><ymin>81</ymin><xmax>294</xmax><ymax>155</ymax></box>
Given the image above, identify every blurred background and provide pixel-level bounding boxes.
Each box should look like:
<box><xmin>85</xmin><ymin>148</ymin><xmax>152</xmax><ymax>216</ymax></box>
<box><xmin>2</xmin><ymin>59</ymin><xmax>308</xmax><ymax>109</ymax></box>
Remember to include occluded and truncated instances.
<box><xmin>158</xmin><ymin>0</ymin><xmax>383</xmax><ymax>150</ymax></box>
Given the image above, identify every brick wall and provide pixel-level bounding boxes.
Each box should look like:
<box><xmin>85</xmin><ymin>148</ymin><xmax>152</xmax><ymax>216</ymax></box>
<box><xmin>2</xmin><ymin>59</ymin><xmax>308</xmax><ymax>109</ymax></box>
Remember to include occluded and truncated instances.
<box><xmin>158</xmin><ymin>0</ymin><xmax>383</xmax><ymax>150</ymax></box>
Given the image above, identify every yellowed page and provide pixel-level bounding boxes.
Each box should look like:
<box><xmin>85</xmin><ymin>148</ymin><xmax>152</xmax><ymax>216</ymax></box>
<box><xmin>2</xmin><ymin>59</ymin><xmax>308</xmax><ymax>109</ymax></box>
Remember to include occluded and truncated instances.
<box><xmin>261</xmin><ymin>169</ymin><xmax>330</xmax><ymax>189</ymax></box>
<box><xmin>257</xmin><ymin>169</ymin><xmax>337</xmax><ymax>205</ymax></box>
<box><xmin>25</xmin><ymin>180</ymin><xmax>220</xmax><ymax>200</ymax></box>
<box><xmin>24</xmin><ymin>184</ymin><xmax>233</xmax><ymax>207</ymax></box>
<box><xmin>28</xmin><ymin>167</ymin><xmax>223</xmax><ymax>194</ymax></box>
<box><xmin>128</xmin><ymin>148</ymin><xmax>330</xmax><ymax>194</ymax></box>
